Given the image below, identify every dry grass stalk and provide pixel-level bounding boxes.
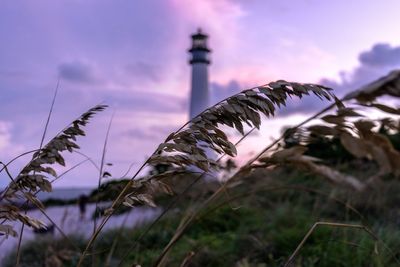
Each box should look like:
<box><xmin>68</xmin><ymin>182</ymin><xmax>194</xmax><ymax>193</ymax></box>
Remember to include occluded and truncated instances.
<box><xmin>76</xmin><ymin>80</ymin><xmax>336</xmax><ymax>267</ymax></box>
<box><xmin>0</xmin><ymin>104</ymin><xmax>107</xmax><ymax>237</ymax></box>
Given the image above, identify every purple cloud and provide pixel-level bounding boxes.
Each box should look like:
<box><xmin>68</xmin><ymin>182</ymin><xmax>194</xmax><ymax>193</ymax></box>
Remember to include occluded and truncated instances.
<box><xmin>58</xmin><ymin>61</ymin><xmax>96</xmax><ymax>84</ymax></box>
<box><xmin>359</xmin><ymin>44</ymin><xmax>400</xmax><ymax>67</ymax></box>
<box><xmin>276</xmin><ymin>42</ymin><xmax>400</xmax><ymax>116</ymax></box>
<box><xmin>321</xmin><ymin>43</ymin><xmax>400</xmax><ymax>96</ymax></box>
<box><xmin>125</xmin><ymin>62</ymin><xmax>163</xmax><ymax>83</ymax></box>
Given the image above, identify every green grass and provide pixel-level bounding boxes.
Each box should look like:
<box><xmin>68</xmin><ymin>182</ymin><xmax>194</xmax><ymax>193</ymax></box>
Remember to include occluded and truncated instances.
<box><xmin>6</xmin><ymin>167</ymin><xmax>400</xmax><ymax>267</ymax></box>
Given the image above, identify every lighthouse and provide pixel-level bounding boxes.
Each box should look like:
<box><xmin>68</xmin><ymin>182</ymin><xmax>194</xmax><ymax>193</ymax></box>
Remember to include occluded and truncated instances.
<box><xmin>188</xmin><ymin>29</ymin><xmax>211</xmax><ymax>119</ymax></box>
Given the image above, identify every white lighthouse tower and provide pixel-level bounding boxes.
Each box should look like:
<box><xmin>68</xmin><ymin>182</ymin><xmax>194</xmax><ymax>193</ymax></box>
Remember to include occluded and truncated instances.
<box><xmin>189</xmin><ymin>29</ymin><xmax>211</xmax><ymax>119</ymax></box>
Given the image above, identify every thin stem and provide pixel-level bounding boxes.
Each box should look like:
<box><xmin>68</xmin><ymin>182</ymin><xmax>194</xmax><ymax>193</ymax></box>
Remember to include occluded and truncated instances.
<box><xmin>75</xmin><ymin>151</ymin><xmax>100</xmax><ymax>171</ymax></box>
<box><xmin>115</xmin><ymin>162</ymin><xmax>135</xmax><ymax>179</ymax></box>
<box><xmin>104</xmin><ymin>208</ymin><xmax>132</xmax><ymax>267</ymax></box>
<box><xmin>50</xmin><ymin>159</ymin><xmax>90</xmax><ymax>186</ymax></box>
<box><xmin>14</xmin><ymin>223</ymin><xmax>24</xmax><ymax>267</ymax></box>
<box><xmin>15</xmin><ymin>79</ymin><xmax>59</xmax><ymax>267</ymax></box>
<box><xmin>179</xmin><ymin>251</ymin><xmax>195</xmax><ymax>267</ymax></box>
<box><xmin>76</xmin><ymin>159</ymin><xmax>150</xmax><ymax>267</ymax></box>
<box><xmin>152</xmin><ymin>185</ymin><xmax>224</xmax><ymax>267</ymax></box>
<box><xmin>39</xmin><ymin>78</ymin><xmax>60</xmax><ymax>150</ymax></box>
<box><xmin>92</xmin><ymin>111</ymin><xmax>114</xmax><ymax>267</ymax></box>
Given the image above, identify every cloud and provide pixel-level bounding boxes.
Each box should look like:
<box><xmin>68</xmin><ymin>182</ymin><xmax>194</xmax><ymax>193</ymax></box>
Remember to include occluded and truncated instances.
<box><xmin>58</xmin><ymin>61</ymin><xmax>97</xmax><ymax>84</ymax></box>
<box><xmin>0</xmin><ymin>69</ymin><xmax>27</xmax><ymax>79</ymax></box>
<box><xmin>125</xmin><ymin>62</ymin><xmax>163</xmax><ymax>83</ymax></box>
<box><xmin>276</xmin><ymin>42</ymin><xmax>400</xmax><ymax>116</ymax></box>
<box><xmin>359</xmin><ymin>44</ymin><xmax>400</xmax><ymax>67</ymax></box>
<box><xmin>0</xmin><ymin>121</ymin><xmax>25</xmax><ymax>164</ymax></box>
<box><xmin>321</xmin><ymin>43</ymin><xmax>400</xmax><ymax>96</ymax></box>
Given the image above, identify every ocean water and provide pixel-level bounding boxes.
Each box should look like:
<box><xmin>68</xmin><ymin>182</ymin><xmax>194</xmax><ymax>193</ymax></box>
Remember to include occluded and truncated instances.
<box><xmin>36</xmin><ymin>187</ymin><xmax>93</xmax><ymax>201</ymax></box>
<box><xmin>0</xmin><ymin>202</ymin><xmax>161</xmax><ymax>262</ymax></box>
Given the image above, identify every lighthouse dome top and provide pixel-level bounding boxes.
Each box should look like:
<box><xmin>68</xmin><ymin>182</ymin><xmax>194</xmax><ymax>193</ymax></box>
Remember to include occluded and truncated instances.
<box><xmin>189</xmin><ymin>28</ymin><xmax>211</xmax><ymax>53</ymax></box>
<box><xmin>191</xmin><ymin>28</ymin><xmax>208</xmax><ymax>39</ymax></box>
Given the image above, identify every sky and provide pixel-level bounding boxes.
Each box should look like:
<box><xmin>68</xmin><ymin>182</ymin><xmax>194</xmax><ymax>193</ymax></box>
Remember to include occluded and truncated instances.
<box><xmin>1</xmin><ymin>0</ymin><xmax>400</xmax><ymax>187</ymax></box>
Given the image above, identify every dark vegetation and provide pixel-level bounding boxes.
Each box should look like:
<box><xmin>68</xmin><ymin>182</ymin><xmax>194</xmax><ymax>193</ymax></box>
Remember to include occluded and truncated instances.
<box><xmin>2</xmin><ymin>73</ymin><xmax>400</xmax><ymax>266</ymax></box>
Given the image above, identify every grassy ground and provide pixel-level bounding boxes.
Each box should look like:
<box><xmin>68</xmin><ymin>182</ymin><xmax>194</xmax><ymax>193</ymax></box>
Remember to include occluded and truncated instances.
<box><xmin>4</xmin><ymin>164</ymin><xmax>400</xmax><ymax>267</ymax></box>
